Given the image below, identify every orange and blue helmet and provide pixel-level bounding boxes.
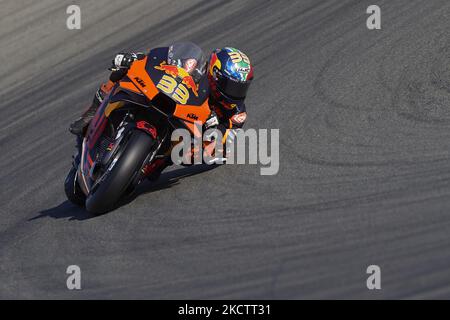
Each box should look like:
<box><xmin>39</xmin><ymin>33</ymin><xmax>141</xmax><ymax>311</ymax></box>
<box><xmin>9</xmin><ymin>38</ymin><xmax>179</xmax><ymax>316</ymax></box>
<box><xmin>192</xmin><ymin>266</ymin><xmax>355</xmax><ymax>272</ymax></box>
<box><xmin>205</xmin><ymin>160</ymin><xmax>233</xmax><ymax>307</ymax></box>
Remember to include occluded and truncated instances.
<box><xmin>207</xmin><ymin>47</ymin><xmax>254</xmax><ymax>109</ymax></box>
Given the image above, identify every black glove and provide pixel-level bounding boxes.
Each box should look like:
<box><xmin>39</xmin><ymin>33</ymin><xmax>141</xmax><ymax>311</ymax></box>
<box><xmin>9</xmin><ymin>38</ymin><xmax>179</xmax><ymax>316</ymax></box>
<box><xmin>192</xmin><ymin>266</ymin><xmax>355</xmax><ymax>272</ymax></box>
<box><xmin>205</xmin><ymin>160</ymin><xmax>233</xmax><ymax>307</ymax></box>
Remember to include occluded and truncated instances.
<box><xmin>109</xmin><ymin>52</ymin><xmax>138</xmax><ymax>71</ymax></box>
<box><xmin>203</xmin><ymin>111</ymin><xmax>220</xmax><ymax>143</ymax></box>
<box><xmin>204</xmin><ymin>111</ymin><xmax>219</xmax><ymax>130</ymax></box>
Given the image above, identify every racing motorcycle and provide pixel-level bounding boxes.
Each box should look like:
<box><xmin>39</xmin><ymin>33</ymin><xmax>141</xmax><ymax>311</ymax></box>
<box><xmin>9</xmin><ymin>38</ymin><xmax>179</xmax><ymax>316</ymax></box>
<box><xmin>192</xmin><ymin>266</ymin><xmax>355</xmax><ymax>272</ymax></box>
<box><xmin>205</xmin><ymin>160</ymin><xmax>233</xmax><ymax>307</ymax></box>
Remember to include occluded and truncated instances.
<box><xmin>64</xmin><ymin>45</ymin><xmax>212</xmax><ymax>214</ymax></box>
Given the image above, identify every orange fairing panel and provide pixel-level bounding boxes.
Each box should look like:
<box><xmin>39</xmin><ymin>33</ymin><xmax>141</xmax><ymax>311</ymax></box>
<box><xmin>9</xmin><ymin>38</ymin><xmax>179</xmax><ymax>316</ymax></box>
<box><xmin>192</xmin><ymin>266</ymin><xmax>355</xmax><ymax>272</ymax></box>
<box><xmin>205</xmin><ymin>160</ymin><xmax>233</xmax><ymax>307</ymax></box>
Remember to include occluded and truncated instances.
<box><xmin>173</xmin><ymin>99</ymin><xmax>211</xmax><ymax>124</ymax></box>
<box><xmin>118</xmin><ymin>81</ymin><xmax>141</xmax><ymax>94</ymax></box>
<box><xmin>101</xmin><ymin>81</ymin><xmax>115</xmax><ymax>94</ymax></box>
<box><xmin>126</xmin><ymin>57</ymin><xmax>159</xmax><ymax>99</ymax></box>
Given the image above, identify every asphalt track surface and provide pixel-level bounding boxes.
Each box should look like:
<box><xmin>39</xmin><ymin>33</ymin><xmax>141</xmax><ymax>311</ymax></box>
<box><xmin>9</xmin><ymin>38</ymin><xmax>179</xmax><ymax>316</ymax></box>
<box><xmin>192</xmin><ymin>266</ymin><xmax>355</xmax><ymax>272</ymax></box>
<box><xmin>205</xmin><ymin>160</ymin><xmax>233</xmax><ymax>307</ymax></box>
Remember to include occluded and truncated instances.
<box><xmin>1</xmin><ymin>0</ymin><xmax>450</xmax><ymax>299</ymax></box>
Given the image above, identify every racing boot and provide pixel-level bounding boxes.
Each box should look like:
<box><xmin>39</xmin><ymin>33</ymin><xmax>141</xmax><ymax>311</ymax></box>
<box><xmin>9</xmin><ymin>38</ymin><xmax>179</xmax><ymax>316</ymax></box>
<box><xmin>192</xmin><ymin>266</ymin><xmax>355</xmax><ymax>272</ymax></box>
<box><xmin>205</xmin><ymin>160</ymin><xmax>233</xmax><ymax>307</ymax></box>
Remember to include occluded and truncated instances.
<box><xmin>69</xmin><ymin>98</ymin><xmax>100</xmax><ymax>136</ymax></box>
<box><xmin>69</xmin><ymin>81</ymin><xmax>114</xmax><ymax>136</ymax></box>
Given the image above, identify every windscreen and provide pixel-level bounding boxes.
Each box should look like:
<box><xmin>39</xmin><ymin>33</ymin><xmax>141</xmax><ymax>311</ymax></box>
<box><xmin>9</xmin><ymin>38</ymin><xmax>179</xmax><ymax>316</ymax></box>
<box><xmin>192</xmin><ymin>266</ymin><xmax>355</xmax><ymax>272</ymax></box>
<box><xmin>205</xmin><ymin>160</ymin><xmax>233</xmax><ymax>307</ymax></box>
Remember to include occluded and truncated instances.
<box><xmin>167</xmin><ymin>42</ymin><xmax>206</xmax><ymax>84</ymax></box>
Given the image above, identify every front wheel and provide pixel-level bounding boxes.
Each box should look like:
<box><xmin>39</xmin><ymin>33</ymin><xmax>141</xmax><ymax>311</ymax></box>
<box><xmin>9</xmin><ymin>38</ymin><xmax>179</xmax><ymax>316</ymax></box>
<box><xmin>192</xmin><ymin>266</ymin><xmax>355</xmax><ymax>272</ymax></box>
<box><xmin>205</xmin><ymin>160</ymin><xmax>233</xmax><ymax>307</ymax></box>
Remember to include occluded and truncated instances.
<box><xmin>85</xmin><ymin>129</ymin><xmax>155</xmax><ymax>214</ymax></box>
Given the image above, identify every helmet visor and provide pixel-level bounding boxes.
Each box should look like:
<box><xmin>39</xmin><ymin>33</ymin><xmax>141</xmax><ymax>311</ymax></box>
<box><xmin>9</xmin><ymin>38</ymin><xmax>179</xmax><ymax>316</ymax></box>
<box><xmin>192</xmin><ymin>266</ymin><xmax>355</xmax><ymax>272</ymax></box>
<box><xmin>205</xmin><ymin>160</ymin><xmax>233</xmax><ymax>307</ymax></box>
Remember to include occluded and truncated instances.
<box><xmin>217</xmin><ymin>76</ymin><xmax>251</xmax><ymax>100</ymax></box>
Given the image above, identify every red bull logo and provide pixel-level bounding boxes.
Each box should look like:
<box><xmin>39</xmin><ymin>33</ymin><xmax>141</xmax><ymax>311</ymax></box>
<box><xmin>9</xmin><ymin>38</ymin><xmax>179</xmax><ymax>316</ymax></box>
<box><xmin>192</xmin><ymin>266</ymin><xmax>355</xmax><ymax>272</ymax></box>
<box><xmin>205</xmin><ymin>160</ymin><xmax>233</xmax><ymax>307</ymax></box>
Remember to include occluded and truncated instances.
<box><xmin>155</xmin><ymin>62</ymin><xmax>199</xmax><ymax>97</ymax></box>
<box><xmin>209</xmin><ymin>52</ymin><xmax>221</xmax><ymax>77</ymax></box>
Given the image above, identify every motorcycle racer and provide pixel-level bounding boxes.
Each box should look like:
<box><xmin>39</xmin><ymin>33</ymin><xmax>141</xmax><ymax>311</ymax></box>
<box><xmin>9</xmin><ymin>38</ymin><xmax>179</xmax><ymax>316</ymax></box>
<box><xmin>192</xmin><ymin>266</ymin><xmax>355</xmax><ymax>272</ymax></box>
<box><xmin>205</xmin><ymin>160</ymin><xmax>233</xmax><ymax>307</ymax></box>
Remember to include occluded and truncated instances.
<box><xmin>206</xmin><ymin>47</ymin><xmax>253</xmax><ymax>148</ymax></box>
<box><xmin>69</xmin><ymin>42</ymin><xmax>253</xmax><ymax>180</ymax></box>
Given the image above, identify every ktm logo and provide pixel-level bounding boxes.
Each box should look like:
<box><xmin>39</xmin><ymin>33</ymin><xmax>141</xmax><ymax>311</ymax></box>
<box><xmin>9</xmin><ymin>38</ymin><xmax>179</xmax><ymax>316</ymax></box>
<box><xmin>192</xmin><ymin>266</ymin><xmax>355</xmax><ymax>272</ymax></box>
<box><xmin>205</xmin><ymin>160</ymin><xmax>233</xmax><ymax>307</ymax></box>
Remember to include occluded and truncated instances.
<box><xmin>187</xmin><ymin>113</ymin><xmax>198</xmax><ymax>120</ymax></box>
<box><xmin>134</xmin><ymin>77</ymin><xmax>146</xmax><ymax>88</ymax></box>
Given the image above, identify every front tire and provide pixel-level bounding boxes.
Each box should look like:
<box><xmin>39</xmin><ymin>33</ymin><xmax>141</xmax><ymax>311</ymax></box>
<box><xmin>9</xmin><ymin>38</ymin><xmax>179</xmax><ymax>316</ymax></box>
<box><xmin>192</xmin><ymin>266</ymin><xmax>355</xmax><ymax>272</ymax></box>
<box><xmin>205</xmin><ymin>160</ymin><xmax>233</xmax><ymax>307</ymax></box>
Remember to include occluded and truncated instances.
<box><xmin>85</xmin><ymin>129</ymin><xmax>155</xmax><ymax>214</ymax></box>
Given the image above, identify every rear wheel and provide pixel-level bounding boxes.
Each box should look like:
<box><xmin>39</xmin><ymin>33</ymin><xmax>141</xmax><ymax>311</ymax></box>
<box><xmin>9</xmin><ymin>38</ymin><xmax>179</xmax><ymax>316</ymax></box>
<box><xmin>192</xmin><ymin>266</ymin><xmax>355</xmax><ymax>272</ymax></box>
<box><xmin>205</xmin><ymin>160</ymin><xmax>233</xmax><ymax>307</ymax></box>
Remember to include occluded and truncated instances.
<box><xmin>85</xmin><ymin>129</ymin><xmax>155</xmax><ymax>214</ymax></box>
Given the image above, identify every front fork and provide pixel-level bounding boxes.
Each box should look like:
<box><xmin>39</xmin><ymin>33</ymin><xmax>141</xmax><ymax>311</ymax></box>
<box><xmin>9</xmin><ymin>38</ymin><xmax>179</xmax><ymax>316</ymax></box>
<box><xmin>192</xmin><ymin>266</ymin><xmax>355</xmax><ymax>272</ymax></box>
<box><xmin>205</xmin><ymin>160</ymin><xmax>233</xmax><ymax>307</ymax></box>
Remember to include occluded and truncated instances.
<box><xmin>72</xmin><ymin>135</ymin><xmax>83</xmax><ymax>169</ymax></box>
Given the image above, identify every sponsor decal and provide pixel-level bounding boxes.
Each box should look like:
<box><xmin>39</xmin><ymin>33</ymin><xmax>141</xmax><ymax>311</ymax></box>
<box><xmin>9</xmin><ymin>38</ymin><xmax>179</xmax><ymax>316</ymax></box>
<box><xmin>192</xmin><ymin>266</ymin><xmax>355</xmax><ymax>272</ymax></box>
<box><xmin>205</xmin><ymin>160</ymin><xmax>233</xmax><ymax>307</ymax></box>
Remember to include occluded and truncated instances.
<box><xmin>155</xmin><ymin>62</ymin><xmax>199</xmax><ymax>97</ymax></box>
<box><xmin>231</xmin><ymin>112</ymin><xmax>247</xmax><ymax>124</ymax></box>
<box><xmin>209</xmin><ymin>52</ymin><xmax>222</xmax><ymax>77</ymax></box>
<box><xmin>136</xmin><ymin>121</ymin><xmax>157</xmax><ymax>139</ymax></box>
<box><xmin>238</xmin><ymin>66</ymin><xmax>250</xmax><ymax>73</ymax></box>
<box><xmin>134</xmin><ymin>77</ymin><xmax>146</xmax><ymax>88</ymax></box>
<box><xmin>187</xmin><ymin>113</ymin><xmax>199</xmax><ymax>121</ymax></box>
<box><xmin>106</xmin><ymin>142</ymin><xmax>114</xmax><ymax>151</ymax></box>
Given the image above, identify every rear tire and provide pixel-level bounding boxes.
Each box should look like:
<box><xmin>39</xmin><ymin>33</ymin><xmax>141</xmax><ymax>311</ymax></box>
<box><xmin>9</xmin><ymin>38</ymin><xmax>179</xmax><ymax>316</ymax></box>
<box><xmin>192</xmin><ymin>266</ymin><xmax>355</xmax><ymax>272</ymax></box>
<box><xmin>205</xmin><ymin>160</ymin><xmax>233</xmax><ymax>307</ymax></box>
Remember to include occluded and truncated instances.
<box><xmin>64</xmin><ymin>167</ymin><xmax>86</xmax><ymax>207</ymax></box>
<box><xmin>85</xmin><ymin>129</ymin><xmax>155</xmax><ymax>214</ymax></box>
